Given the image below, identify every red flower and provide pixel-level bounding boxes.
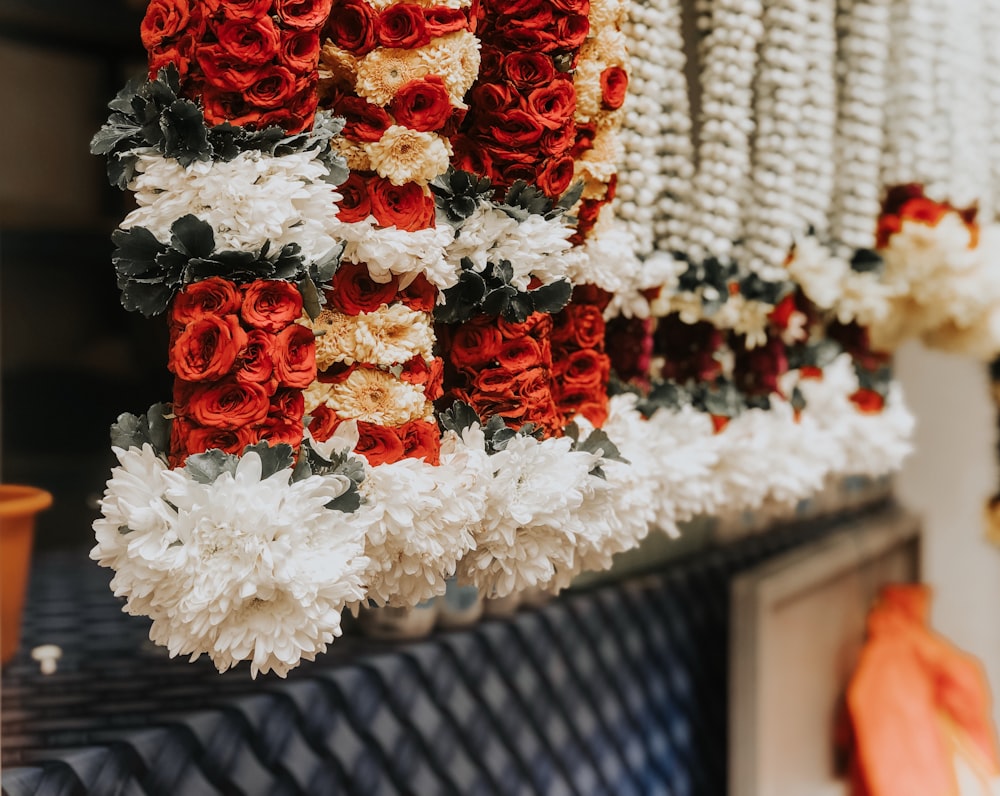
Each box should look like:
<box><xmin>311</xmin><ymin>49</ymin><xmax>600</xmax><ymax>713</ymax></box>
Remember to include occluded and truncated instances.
<box><xmin>235</xmin><ymin>329</ymin><xmax>275</xmax><ymax>385</ymax></box>
<box><xmin>512</xmin><ymin>366</ymin><xmax>553</xmax><ymax>405</ymax></box>
<box><xmin>561</xmin><ymin>349</ymin><xmax>608</xmax><ymax>390</ymax></box>
<box><xmin>246</xmin><ymin>65</ymin><xmax>301</xmax><ymax>109</ymax></box>
<box><xmin>488</xmin><ymin>108</ymin><xmax>545</xmax><ymax>148</ymax></box>
<box><xmin>502</xmin><ymin>51</ymin><xmax>555</xmax><ymax>88</ymax></box>
<box><xmin>540</xmin><ymin>121</ymin><xmax>576</xmax><ymax>156</ymax></box>
<box><xmin>423</xmin><ymin>6</ymin><xmax>467</xmax><ymax>38</ymax></box>
<box><xmin>554</xmin><ymin>13</ymin><xmax>589</xmax><ymax>48</ymax></box>
<box><xmin>355</xmin><ymin>421</ymin><xmax>405</xmax><ymax>466</ymax></box>
<box><xmin>711</xmin><ymin>415</ymin><xmax>730</xmax><ymax>434</ymax></box>
<box><xmin>317</xmin><ymin>361</ymin><xmax>357</xmax><ymax>383</ymax></box>
<box><xmin>336</xmin><ymin>172</ymin><xmax>373</xmax><ymax>223</ymax></box>
<box><xmin>849</xmin><ymin>388</ymin><xmax>885</xmax><ymax>414</ymax></box>
<box><xmin>339</xmin><ymin>96</ymin><xmax>393</xmax><ymax>142</ymax></box>
<box><xmin>495</xmin><ymin>336</ymin><xmax>544</xmax><ymax>370</ymax></box>
<box><xmin>497</xmin><ymin>311</ymin><xmax>552</xmax><ymax>341</ymax></box>
<box><xmin>370</xmin><ymin>178</ymin><xmax>436</xmax><ymax>231</ymax></box>
<box><xmin>170</xmin><ymin>418</ymin><xmax>256</xmax><ymax>465</ymax></box>
<box><xmin>391</xmin><ymin>76</ymin><xmax>453</xmax><ymax>132</ymax></box>
<box><xmin>525</xmin><ymin>79</ymin><xmax>576</xmax><ymax>130</ymax></box>
<box><xmin>600</xmin><ymin>65</ymin><xmax>628</xmax><ymax>110</ymax></box>
<box><xmin>172</xmin><ymin>277</ymin><xmax>242</xmax><ymax>324</ymax></box>
<box><xmin>196</xmin><ymin>45</ymin><xmax>263</xmax><ymax>91</ymax></box>
<box><xmin>503</xmin><ymin>0</ymin><xmax>553</xmax><ymax>29</ymax></box>
<box><xmin>473</xmin><ymin>366</ymin><xmax>517</xmax><ymax>395</ymax></box>
<box><xmin>327</xmin><ymin>262</ymin><xmax>400</xmax><ymax>314</ymax></box>
<box><xmin>449</xmin><ymin>321</ymin><xmax>503</xmax><ymax>370</ymax></box>
<box><xmin>398</xmin><ymin>273</ymin><xmax>437</xmax><ymax>312</ymax></box>
<box><xmin>550</xmin><ymin>0</ymin><xmax>589</xmax><ymax>11</ymax></box>
<box><xmin>212</xmin><ymin>16</ymin><xmax>281</xmax><ymax>65</ymax></box>
<box><xmin>562</xmin><ymin>304</ymin><xmax>605</xmax><ymax>349</ymax></box>
<box><xmin>504</xmin><ymin>25</ymin><xmax>558</xmax><ymax>52</ymax></box>
<box><xmin>184</xmin><ymin>379</ymin><xmax>271</xmax><ymax>429</ymax></box>
<box><xmin>307</xmin><ymin>403</ymin><xmax>341</xmax><ymax>441</ymax></box>
<box><xmin>397</xmin><ymin>420</ymin><xmax>441</xmax><ymax>465</ymax></box>
<box><xmin>269</xmin><ymin>387</ymin><xmax>305</xmax><ymax>419</ymax></box>
<box><xmin>536</xmin><ymin>155</ymin><xmax>575</xmax><ymax>197</ymax></box>
<box><xmin>170</xmin><ymin>314</ymin><xmax>247</xmax><ymax>381</ymax></box>
<box><xmin>203</xmin><ymin>0</ymin><xmax>271</xmax><ymax>19</ymax></box>
<box><xmin>250</xmin><ymin>82</ymin><xmax>318</xmax><ymax>133</ymax></box>
<box><xmin>241</xmin><ymin>280</ymin><xmax>304</xmax><ymax>332</ymax></box>
<box><xmin>259</xmin><ymin>416</ymin><xmax>304</xmax><ymax>448</ymax></box>
<box><xmin>324</xmin><ymin>0</ymin><xmax>377</xmax><ymax>56</ymax></box>
<box><xmin>768</xmin><ymin>293</ymin><xmax>798</xmax><ymax>330</ymax></box>
<box><xmin>280</xmin><ymin>29</ymin><xmax>322</xmax><ymax>72</ymax></box>
<box><xmin>376</xmin><ymin>3</ymin><xmax>430</xmax><ymax>49</ymax></box>
<box><xmin>141</xmin><ymin>0</ymin><xmax>192</xmax><ymax>51</ymax></box>
<box><xmin>273</xmin><ymin>323</ymin><xmax>316</xmax><ymax>388</ymax></box>
<box><xmin>274</xmin><ymin>0</ymin><xmax>333</xmax><ymax>29</ymax></box>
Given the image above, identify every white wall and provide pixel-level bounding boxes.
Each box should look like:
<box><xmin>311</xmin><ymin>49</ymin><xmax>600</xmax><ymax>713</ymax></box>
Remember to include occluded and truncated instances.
<box><xmin>894</xmin><ymin>340</ymin><xmax>1000</xmax><ymax>723</ymax></box>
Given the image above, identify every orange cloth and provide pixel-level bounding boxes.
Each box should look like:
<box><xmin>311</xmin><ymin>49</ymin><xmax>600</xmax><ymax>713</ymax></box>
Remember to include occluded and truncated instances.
<box><xmin>847</xmin><ymin>585</ymin><xmax>1000</xmax><ymax>796</ymax></box>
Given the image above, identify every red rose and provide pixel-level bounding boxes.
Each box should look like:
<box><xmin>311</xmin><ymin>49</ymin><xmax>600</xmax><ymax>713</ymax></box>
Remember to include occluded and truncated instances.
<box><xmin>246</xmin><ymin>65</ymin><xmax>301</xmax><ymax>109</ymax></box>
<box><xmin>201</xmin><ymin>90</ymin><xmax>254</xmax><ymax>127</ymax></box>
<box><xmin>398</xmin><ymin>273</ymin><xmax>437</xmax><ymax>312</ymax></box>
<box><xmin>355</xmin><ymin>421</ymin><xmax>405</xmax><ymax>466</ymax></box>
<box><xmin>397</xmin><ymin>419</ymin><xmax>441</xmax><ymax>464</ymax></box>
<box><xmin>561</xmin><ymin>349</ymin><xmax>608</xmax><ymax>390</ymax></box>
<box><xmin>242</xmin><ymin>280</ymin><xmax>303</xmax><ymax>331</ymax></box>
<box><xmin>170</xmin><ymin>314</ymin><xmax>247</xmax><ymax>381</ymax></box>
<box><xmin>185</xmin><ymin>379</ymin><xmax>271</xmax><ymax>429</ymax></box>
<box><xmin>270</xmin><ymin>386</ymin><xmax>306</xmax><ymax>420</ymax></box>
<box><xmin>600</xmin><ymin>65</ymin><xmax>628</xmax><ymax>110</ymax></box>
<box><xmin>274</xmin><ymin>0</ymin><xmax>332</xmax><ymax>29</ymax></box>
<box><xmin>536</xmin><ymin>155</ymin><xmax>575</xmax><ymax>197</ymax></box>
<box><xmin>324</xmin><ymin>0</ymin><xmax>377</xmax><ymax>56</ymax></box>
<box><xmin>339</xmin><ymin>96</ymin><xmax>393</xmax><ymax>142</ymax></box>
<box><xmin>504</xmin><ymin>26</ymin><xmax>558</xmax><ymax>52</ymax></box>
<box><xmin>376</xmin><ymin>4</ymin><xmax>430</xmax><ymax>49</ymax></box>
<box><xmin>391</xmin><ymin>76</ymin><xmax>452</xmax><ymax>132</ymax></box>
<box><xmin>468</xmin><ymin>392</ymin><xmax>526</xmax><ymax>422</ymax></box>
<box><xmin>550</xmin><ymin>0</ymin><xmax>589</xmax><ymax>11</ymax></box>
<box><xmin>555</xmin><ymin>13</ymin><xmax>589</xmax><ymax>49</ymax></box>
<box><xmin>370</xmin><ymin>178</ymin><xmax>436</xmax><ymax>231</ymax></box>
<box><xmin>197</xmin><ymin>45</ymin><xmax>263</xmax><ymax>91</ymax></box>
<box><xmin>540</xmin><ymin>121</ymin><xmax>576</xmax><ymax>157</ymax></box>
<box><xmin>497</xmin><ymin>311</ymin><xmax>552</xmax><ymax>341</ymax></box>
<box><xmin>280</xmin><ymin>29</ymin><xmax>321</xmax><ymax>72</ymax></box>
<box><xmin>336</xmin><ymin>172</ymin><xmax>373</xmax><ymax>223</ymax></box>
<box><xmin>449</xmin><ymin>321</ymin><xmax>503</xmax><ymax>370</ymax></box>
<box><xmin>525</xmin><ymin>79</ymin><xmax>576</xmax><ymax>130</ymax></box>
<box><xmin>849</xmin><ymin>388</ymin><xmax>885</xmax><ymax>414</ymax></box>
<box><xmin>575</xmin><ymin>399</ymin><xmax>608</xmax><ymax>428</ymax></box>
<box><xmin>204</xmin><ymin>0</ymin><xmax>271</xmax><ymax>20</ymax></box>
<box><xmin>213</xmin><ymin>16</ymin><xmax>281</xmax><ymax>65</ymax></box>
<box><xmin>512</xmin><ymin>366</ymin><xmax>553</xmax><ymax>405</ymax></box>
<box><xmin>307</xmin><ymin>403</ymin><xmax>341</xmax><ymax>441</ymax></box>
<box><xmin>424</xmin><ymin>6</ymin><xmax>467</xmax><ymax>37</ymax></box>
<box><xmin>488</xmin><ymin>109</ymin><xmax>545</xmax><ymax>148</ymax></box>
<box><xmin>473</xmin><ymin>366</ymin><xmax>517</xmax><ymax>395</ymax></box>
<box><xmin>250</xmin><ymin>82</ymin><xmax>318</xmax><ymax>133</ymax></box>
<box><xmin>273</xmin><ymin>323</ymin><xmax>316</xmax><ymax>388</ymax></box>
<box><xmin>236</xmin><ymin>329</ymin><xmax>275</xmax><ymax>385</ymax></box>
<box><xmin>399</xmin><ymin>355</ymin><xmax>431</xmax><ymax>386</ymax></box>
<box><xmin>503</xmin><ymin>52</ymin><xmax>555</xmax><ymax>88</ymax></box>
<box><xmin>496</xmin><ymin>336</ymin><xmax>543</xmax><ymax>370</ymax></box>
<box><xmin>141</xmin><ymin>0</ymin><xmax>191</xmax><ymax>50</ymax></box>
<box><xmin>450</xmin><ymin>134</ymin><xmax>494</xmax><ymax>178</ymax></box>
<box><xmin>172</xmin><ymin>277</ymin><xmax>242</xmax><ymax>324</ymax></box>
<box><xmin>469</xmin><ymin>82</ymin><xmax>517</xmax><ymax>115</ymax></box>
<box><xmin>170</xmin><ymin>418</ymin><xmax>257</xmax><ymax>465</ymax></box>
<box><xmin>327</xmin><ymin>262</ymin><xmax>400</xmax><ymax>314</ymax></box>
<box><xmin>503</xmin><ymin>0</ymin><xmax>553</xmax><ymax>28</ymax></box>
<box><xmin>568</xmin><ymin>304</ymin><xmax>606</xmax><ymax>349</ymax></box>
<box><xmin>259</xmin><ymin>416</ymin><xmax>304</xmax><ymax>448</ymax></box>
<box><xmin>149</xmin><ymin>39</ymin><xmax>198</xmax><ymax>80</ymax></box>
<box><xmin>477</xmin><ymin>46</ymin><xmax>504</xmax><ymax>80</ymax></box>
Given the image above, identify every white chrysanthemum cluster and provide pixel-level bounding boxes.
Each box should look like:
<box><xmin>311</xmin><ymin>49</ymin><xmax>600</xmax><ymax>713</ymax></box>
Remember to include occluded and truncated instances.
<box><xmin>91</xmin><ymin>448</ymin><xmax>370</xmax><ymax>677</ymax></box>
<box><xmin>869</xmin><ymin>216</ymin><xmax>1000</xmax><ymax>358</ymax></box>
<box><xmin>311</xmin><ymin>305</ymin><xmax>435</xmax><ymax>369</ymax></box>
<box><xmin>123</xmin><ymin>150</ymin><xmax>344</xmax><ymax>262</ymax></box>
<box><xmin>304</xmin><ymin>369</ymin><xmax>433</xmax><ymax>427</ymax></box>
<box><xmin>333</xmin><ymin>218</ymin><xmax>457</xmax><ymax>289</ymax></box>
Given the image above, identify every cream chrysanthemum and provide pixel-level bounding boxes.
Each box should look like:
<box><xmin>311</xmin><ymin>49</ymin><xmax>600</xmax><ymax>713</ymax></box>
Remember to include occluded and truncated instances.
<box><xmin>310</xmin><ymin>304</ymin><xmax>435</xmax><ymax>368</ymax></box>
<box><xmin>416</xmin><ymin>31</ymin><xmax>480</xmax><ymax>105</ymax></box>
<box><xmin>305</xmin><ymin>367</ymin><xmax>431</xmax><ymax>426</ymax></box>
<box><xmin>355</xmin><ymin>49</ymin><xmax>427</xmax><ymax>106</ymax></box>
<box><xmin>318</xmin><ymin>42</ymin><xmax>358</xmax><ymax>86</ymax></box>
<box><xmin>364</xmin><ymin>125</ymin><xmax>452</xmax><ymax>186</ymax></box>
<box><xmin>331</xmin><ymin>137</ymin><xmax>373</xmax><ymax>172</ymax></box>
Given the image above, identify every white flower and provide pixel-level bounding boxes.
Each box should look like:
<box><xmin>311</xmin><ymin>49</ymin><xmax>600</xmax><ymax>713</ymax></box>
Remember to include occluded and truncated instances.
<box><xmin>304</xmin><ymin>368</ymin><xmax>432</xmax><ymax>427</ymax></box>
<box><xmin>123</xmin><ymin>150</ymin><xmax>343</xmax><ymax>262</ymax></box>
<box><xmin>92</xmin><ymin>451</ymin><xmax>369</xmax><ymax>677</ymax></box>
<box><xmin>336</xmin><ymin>221</ymin><xmax>458</xmax><ymax>290</ymax></box>
<box><xmin>311</xmin><ymin>305</ymin><xmax>435</xmax><ymax>368</ymax></box>
<box><xmin>364</xmin><ymin>126</ymin><xmax>452</xmax><ymax>186</ymax></box>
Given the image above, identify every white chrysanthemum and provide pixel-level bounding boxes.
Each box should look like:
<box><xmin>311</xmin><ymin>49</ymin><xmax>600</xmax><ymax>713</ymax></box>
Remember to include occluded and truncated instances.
<box><xmin>305</xmin><ymin>367</ymin><xmax>431</xmax><ymax>426</ymax></box>
<box><xmin>589</xmin><ymin>0</ymin><xmax>629</xmax><ymax>30</ymax></box>
<box><xmin>336</xmin><ymin>221</ymin><xmax>458</xmax><ymax>290</ymax></box>
<box><xmin>364</xmin><ymin>126</ymin><xmax>452</xmax><ymax>186</ymax></box>
<box><xmin>573</xmin><ymin>57</ymin><xmax>603</xmax><ymax>123</ymax></box>
<box><xmin>786</xmin><ymin>235</ymin><xmax>847</xmax><ymax>311</ymax></box>
<box><xmin>444</xmin><ymin>205</ymin><xmax>520</xmax><ymax>273</ymax></box>
<box><xmin>93</xmin><ymin>451</ymin><xmax>369</xmax><ymax>677</ymax></box>
<box><xmin>456</xmin><ymin>435</ymin><xmax>596</xmax><ymax>598</ymax></box>
<box><xmin>123</xmin><ymin>150</ymin><xmax>343</xmax><ymax>262</ymax></box>
<box><xmin>358</xmin><ymin>427</ymin><xmax>490</xmax><ymax>607</ymax></box>
<box><xmin>416</xmin><ymin>31</ymin><xmax>480</xmax><ymax>105</ymax></box>
<box><xmin>311</xmin><ymin>305</ymin><xmax>435</xmax><ymax>368</ymax></box>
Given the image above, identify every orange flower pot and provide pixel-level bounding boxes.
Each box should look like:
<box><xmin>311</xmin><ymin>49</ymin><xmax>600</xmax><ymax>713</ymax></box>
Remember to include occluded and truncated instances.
<box><xmin>1</xmin><ymin>485</ymin><xmax>52</xmax><ymax>664</ymax></box>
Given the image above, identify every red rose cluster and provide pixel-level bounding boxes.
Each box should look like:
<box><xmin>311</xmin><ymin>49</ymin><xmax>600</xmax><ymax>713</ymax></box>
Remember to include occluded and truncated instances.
<box><xmin>335</xmin><ymin>171</ymin><xmax>436</xmax><ymax>231</ymax></box>
<box><xmin>167</xmin><ymin>277</ymin><xmax>314</xmax><ymax>465</ymax></box>
<box><xmin>550</xmin><ymin>288</ymin><xmax>612</xmax><ymax>427</ymax></box>
<box><xmin>450</xmin><ymin>0</ymin><xmax>589</xmax><ymax>197</ymax></box>
<box><xmin>140</xmin><ymin>0</ymin><xmax>332</xmax><ymax>133</ymax></box>
<box><xmin>306</xmin><ymin>263</ymin><xmax>445</xmax><ymax>467</ymax></box>
<box><xmin>437</xmin><ymin>312</ymin><xmax>564</xmax><ymax>437</ymax></box>
<box><xmin>875</xmin><ymin>183</ymin><xmax>979</xmax><ymax>248</ymax></box>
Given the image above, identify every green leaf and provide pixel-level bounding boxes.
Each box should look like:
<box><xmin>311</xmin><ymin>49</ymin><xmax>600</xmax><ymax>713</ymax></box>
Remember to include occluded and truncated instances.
<box><xmin>147</xmin><ymin>402</ymin><xmax>172</xmax><ymax>454</ymax></box>
<box><xmin>169</xmin><ymin>215</ymin><xmax>215</xmax><ymax>259</ymax></box>
<box><xmin>242</xmin><ymin>442</ymin><xmax>295</xmax><ymax>479</ymax></box>
<box><xmin>184</xmin><ymin>450</ymin><xmax>239</xmax><ymax>484</ymax></box>
<box><xmin>326</xmin><ymin>488</ymin><xmax>362</xmax><ymax>513</ymax></box>
<box><xmin>501</xmin><ymin>291</ymin><xmax>532</xmax><ymax>323</ymax></box>
<box><xmin>110</xmin><ymin>411</ymin><xmax>152</xmax><ymax>451</ymax></box>
<box><xmin>113</xmin><ymin>225</ymin><xmax>166</xmax><ymax>265</ymax></box>
<box><xmin>529</xmin><ymin>279</ymin><xmax>572</xmax><ymax>314</ymax></box>
<box><xmin>437</xmin><ymin>401</ymin><xmax>481</xmax><ymax>435</ymax></box>
<box><xmin>300</xmin><ymin>276</ymin><xmax>323</xmax><ymax>319</ymax></box>
<box><xmin>554</xmin><ymin>180</ymin><xmax>584</xmax><ymax>214</ymax></box>
<box><xmin>576</xmin><ymin>428</ymin><xmax>628</xmax><ymax>464</ymax></box>
<box><xmin>481</xmin><ymin>285</ymin><xmax>516</xmax><ymax>318</ymax></box>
